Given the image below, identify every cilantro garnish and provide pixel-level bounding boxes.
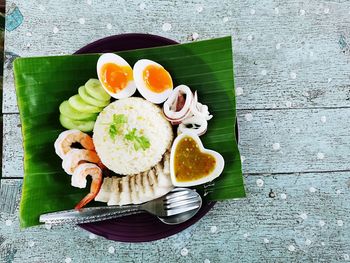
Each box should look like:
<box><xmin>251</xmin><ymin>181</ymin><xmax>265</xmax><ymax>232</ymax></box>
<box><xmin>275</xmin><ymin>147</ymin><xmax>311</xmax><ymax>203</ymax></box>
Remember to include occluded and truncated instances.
<box><xmin>124</xmin><ymin>128</ymin><xmax>151</xmax><ymax>151</ymax></box>
<box><xmin>109</xmin><ymin>114</ymin><xmax>127</xmax><ymax>140</ymax></box>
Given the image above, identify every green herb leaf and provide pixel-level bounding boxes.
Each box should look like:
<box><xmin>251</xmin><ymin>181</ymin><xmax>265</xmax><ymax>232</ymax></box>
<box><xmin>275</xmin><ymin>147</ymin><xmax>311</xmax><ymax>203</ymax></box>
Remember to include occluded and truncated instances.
<box><xmin>109</xmin><ymin>114</ymin><xmax>127</xmax><ymax>139</ymax></box>
<box><xmin>124</xmin><ymin>128</ymin><xmax>150</xmax><ymax>151</ymax></box>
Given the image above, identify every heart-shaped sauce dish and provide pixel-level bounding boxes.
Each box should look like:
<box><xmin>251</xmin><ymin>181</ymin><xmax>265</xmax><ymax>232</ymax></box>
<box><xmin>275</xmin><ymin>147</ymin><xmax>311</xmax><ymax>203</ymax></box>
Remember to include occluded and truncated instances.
<box><xmin>170</xmin><ymin>132</ymin><xmax>225</xmax><ymax>187</ymax></box>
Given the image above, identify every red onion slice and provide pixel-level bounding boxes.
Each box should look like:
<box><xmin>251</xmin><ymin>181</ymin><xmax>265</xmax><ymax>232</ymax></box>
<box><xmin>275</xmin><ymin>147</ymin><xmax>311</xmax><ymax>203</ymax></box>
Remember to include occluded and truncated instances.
<box><xmin>163</xmin><ymin>85</ymin><xmax>193</xmax><ymax>121</ymax></box>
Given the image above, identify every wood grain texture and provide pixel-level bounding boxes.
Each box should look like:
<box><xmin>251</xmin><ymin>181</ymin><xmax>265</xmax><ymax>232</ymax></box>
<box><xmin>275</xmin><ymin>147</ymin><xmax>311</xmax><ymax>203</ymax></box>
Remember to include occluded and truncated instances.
<box><xmin>2</xmin><ymin>0</ymin><xmax>350</xmax><ymax>113</ymax></box>
<box><xmin>0</xmin><ymin>173</ymin><xmax>349</xmax><ymax>263</ymax></box>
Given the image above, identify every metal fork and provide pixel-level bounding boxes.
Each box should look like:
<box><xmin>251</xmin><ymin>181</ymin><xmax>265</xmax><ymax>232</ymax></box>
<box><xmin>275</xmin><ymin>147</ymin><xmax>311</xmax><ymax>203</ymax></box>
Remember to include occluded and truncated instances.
<box><xmin>39</xmin><ymin>188</ymin><xmax>202</xmax><ymax>225</ymax></box>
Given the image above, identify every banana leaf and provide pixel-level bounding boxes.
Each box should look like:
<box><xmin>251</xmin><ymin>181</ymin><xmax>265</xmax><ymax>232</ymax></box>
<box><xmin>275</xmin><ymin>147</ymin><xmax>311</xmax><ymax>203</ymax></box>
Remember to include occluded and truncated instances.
<box><xmin>14</xmin><ymin>36</ymin><xmax>245</xmax><ymax>228</ymax></box>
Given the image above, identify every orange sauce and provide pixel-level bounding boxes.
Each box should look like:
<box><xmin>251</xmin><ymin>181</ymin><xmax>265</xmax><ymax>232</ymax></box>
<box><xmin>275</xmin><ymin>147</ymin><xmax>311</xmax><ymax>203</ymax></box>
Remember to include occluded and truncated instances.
<box><xmin>100</xmin><ymin>63</ymin><xmax>133</xmax><ymax>93</ymax></box>
<box><xmin>174</xmin><ymin>136</ymin><xmax>216</xmax><ymax>182</ymax></box>
<box><xmin>143</xmin><ymin>65</ymin><xmax>172</xmax><ymax>93</ymax></box>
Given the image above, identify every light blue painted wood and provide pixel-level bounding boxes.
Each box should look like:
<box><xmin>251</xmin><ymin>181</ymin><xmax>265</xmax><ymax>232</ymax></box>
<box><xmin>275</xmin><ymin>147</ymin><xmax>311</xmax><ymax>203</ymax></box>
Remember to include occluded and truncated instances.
<box><xmin>2</xmin><ymin>0</ymin><xmax>350</xmax><ymax>262</ymax></box>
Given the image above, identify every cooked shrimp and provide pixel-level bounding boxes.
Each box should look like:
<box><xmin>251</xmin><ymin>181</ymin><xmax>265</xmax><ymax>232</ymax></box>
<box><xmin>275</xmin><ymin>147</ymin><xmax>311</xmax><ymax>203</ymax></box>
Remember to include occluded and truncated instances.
<box><xmin>72</xmin><ymin>163</ymin><xmax>103</xmax><ymax>210</ymax></box>
<box><xmin>54</xmin><ymin>130</ymin><xmax>95</xmax><ymax>159</ymax></box>
<box><xmin>62</xmin><ymin>149</ymin><xmax>101</xmax><ymax>175</ymax></box>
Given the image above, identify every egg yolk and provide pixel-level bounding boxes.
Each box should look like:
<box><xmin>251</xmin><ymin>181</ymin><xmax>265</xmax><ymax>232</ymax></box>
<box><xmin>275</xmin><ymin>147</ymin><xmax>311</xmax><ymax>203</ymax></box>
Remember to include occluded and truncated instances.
<box><xmin>143</xmin><ymin>65</ymin><xmax>172</xmax><ymax>93</ymax></box>
<box><xmin>100</xmin><ymin>63</ymin><xmax>133</xmax><ymax>93</ymax></box>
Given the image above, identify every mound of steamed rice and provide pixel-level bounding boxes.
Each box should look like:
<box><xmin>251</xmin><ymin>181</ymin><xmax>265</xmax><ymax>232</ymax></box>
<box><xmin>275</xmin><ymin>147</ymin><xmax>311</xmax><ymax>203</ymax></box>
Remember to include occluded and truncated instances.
<box><xmin>93</xmin><ymin>97</ymin><xmax>173</xmax><ymax>175</ymax></box>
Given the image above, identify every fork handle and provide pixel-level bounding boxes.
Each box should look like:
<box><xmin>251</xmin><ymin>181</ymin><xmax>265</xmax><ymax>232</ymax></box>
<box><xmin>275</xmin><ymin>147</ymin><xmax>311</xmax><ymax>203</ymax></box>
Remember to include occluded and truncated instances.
<box><xmin>39</xmin><ymin>205</ymin><xmax>143</xmax><ymax>225</ymax></box>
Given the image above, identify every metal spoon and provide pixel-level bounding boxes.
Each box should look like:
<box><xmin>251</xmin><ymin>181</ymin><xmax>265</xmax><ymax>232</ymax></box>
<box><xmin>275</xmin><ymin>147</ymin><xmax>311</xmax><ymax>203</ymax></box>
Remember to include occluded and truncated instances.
<box><xmin>157</xmin><ymin>188</ymin><xmax>202</xmax><ymax>225</ymax></box>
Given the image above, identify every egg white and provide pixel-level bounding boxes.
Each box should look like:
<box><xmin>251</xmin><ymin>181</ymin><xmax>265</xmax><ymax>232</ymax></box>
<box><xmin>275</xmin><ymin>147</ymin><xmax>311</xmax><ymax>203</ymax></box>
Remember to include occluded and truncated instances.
<box><xmin>97</xmin><ymin>53</ymin><xmax>136</xmax><ymax>99</ymax></box>
<box><xmin>133</xmin><ymin>59</ymin><xmax>173</xmax><ymax>104</ymax></box>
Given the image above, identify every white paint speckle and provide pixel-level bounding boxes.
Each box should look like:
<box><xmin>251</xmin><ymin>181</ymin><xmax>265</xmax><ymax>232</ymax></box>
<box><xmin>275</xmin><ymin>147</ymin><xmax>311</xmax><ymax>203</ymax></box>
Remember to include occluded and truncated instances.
<box><xmin>247</xmin><ymin>35</ymin><xmax>253</xmax><ymax>41</ymax></box>
<box><xmin>272</xmin><ymin>103</ymin><xmax>277</xmax><ymax>108</ymax></box>
<box><xmin>38</xmin><ymin>4</ymin><xmax>45</xmax><ymax>11</ymax></box>
<box><xmin>280</xmin><ymin>193</ymin><xmax>287</xmax><ymax>200</ymax></box>
<box><xmin>336</xmin><ymin>189</ymin><xmax>342</xmax><ymax>194</ymax></box>
<box><xmin>261</xmin><ymin>69</ymin><xmax>267</xmax><ymax>75</ymax></box>
<box><xmin>243</xmin><ymin>232</ymin><xmax>250</xmax><ymax>238</ymax></box>
<box><xmin>210</xmin><ymin>226</ymin><xmax>217</xmax><ymax>233</ymax></box>
<box><xmin>65</xmin><ymin>257</ymin><xmax>72</xmax><ymax>263</ymax></box>
<box><xmin>53</xmin><ymin>27</ymin><xmax>59</xmax><ymax>34</ymax></box>
<box><xmin>305</xmin><ymin>239</ymin><xmax>312</xmax><ymax>246</ymax></box>
<box><xmin>321</xmin><ymin>242</ymin><xmax>325</xmax><ymax>246</ymax></box>
<box><xmin>290</xmin><ymin>72</ymin><xmax>297</xmax><ymax>79</ymax></box>
<box><xmin>320</xmin><ymin>116</ymin><xmax>327</xmax><ymax>123</ymax></box>
<box><xmin>288</xmin><ymin>245</ymin><xmax>296</xmax><ymax>252</ymax></box>
<box><xmin>45</xmin><ymin>223</ymin><xmax>52</xmax><ymax>230</ymax></box>
<box><xmin>276</xmin><ymin>43</ymin><xmax>281</xmax><ymax>49</ymax></box>
<box><xmin>241</xmin><ymin>155</ymin><xmax>246</xmax><ymax>163</ymax></box>
<box><xmin>79</xmin><ymin>18</ymin><xmax>85</xmax><ymax>24</ymax></box>
<box><xmin>26</xmin><ymin>43</ymin><xmax>31</xmax><ymax>48</ymax></box>
<box><xmin>86</xmin><ymin>0</ymin><xmax>92</xmax><ymax>5</ymax></box>
<box><xmin>317</xmin><ymin>152</ymin><xmax>325</xmax><ymax>160</ymax></box>
<box><xmin>250</xmin><ymin>9</ymin><xmax>256</xmax><ymax>15</ymax></box>
<box><xmin>337</xmin><ymin>220</ymin><xmax>344</xmax><ymax>226</ymax></box>
<box><xmin>235</xmin><ymin>87</ymin><xmax>244</xmax><ymax>96</ymax></box>
<box><xmin>319</xmin><ymin>220</ymin><xmax>326</xmax><ymax>227</ymax></box>
<box><xmin>26</xmin><ymin>32</ymin><xmax>32</xmax><ymax>37</ymax></box>
<box><xmin>344</xmin><ymin>254</ymin><xmax>350</xmax><ymax>261</ymax></box>
<box><xmin>263</xmin><ymin>238</ymin><xmax>270</xmax><ymax>244</ymax></box>
<box><xmin>324</xmin><ymin>8</ymin><xmax>329</xmax><ymax>14</ymax></box>
<box><xmin>272</xmin><ymin>143</ymin><xmax>281</xmax><ymax>151</ymax></box>
<box><xmin>223</xmin><ymin>17</ymin><xmax>229</xmax><ymax>23</ymax></box>
<box><xmin>274</xmin><ymin>7</ymin><xmax>279</xmax><ymax>14</ymax></box>
<box><xmin>196</xmin><ymin>6</ymin><xmax>203</xmax><ymax>13</ymax></box>
<box><xmin>327</xmin><ymin>78</ymin><xmax>332</xmax><ymax>83</ymax></box>
<box><xmin>181</xmin><ymin>247</ymin><xmax>188</xmax><ymax>256</ymax></box>
<box><xmin>295</xmin><ymin>128</ymin><xmax>301</xmax><ymax>133</ymax></box>
<box><xmin>162</xmin><ymin>23</ymin><xmax>172</xmax><ymax>32</ymax></box>
<box><xmin>106</xmin><ymin>23</ymin><xmax>112</xmax><ymax>30</ymax></box>
<box><xmin>108</xmin><ymin>246</ymin><xmax>115</xmax><ymax>254</ymax></box>
<box><xmin>285</xmin><ymin>101</ymin><xmax>292</xmax><ymax>107</ymax></box>
<box><xmin>89</xmin><ymin>233</ymin><xmax>97</xmax><ymax>239</ymax></box>
<box><xmin>245</xmin><ymin>113</ymin><xmax>253</xmax><ymax>122</ymax></box>
<box><xmin>309</xmin><ymin>187</ymin><xmax>317</xmax><ymax>193</ymax></box>
<box><xmin>309</xmin><ymin>51</ymin><xmax>314</xmax><ymax>57</ymax></box>
<box><xmin>300</xmin><ymin>9</ymin><xmax>305</xmax><ymax>15</ymax></box>
<box><xmin>139</xmin><ymin>3</ymin><xmax>146</xmax><ymax>10</ymax></box>
<box><xmin>204</xmin><ymin>259</ymin><xmax>211</xmax><ymax>263</ymax></box>
<box><xmin>256</xmin><ymin>179</ymin><xmax>264</xmax><ymax>187</ymax></box>
<box><xmin>299</xmin><ymin>213</ymin><xmax>308</xmax><ymax>220</ymax></box>
<box><xmin>192</xmin><ymin>32</ymin><xmax>199</xmax><ymax>40</ymax></box>
<box><xmin>5</xmin><ymin>220</ymin><xmax>12</xmax><ymax>226</ymax></box>
<box><xmin>28</xmin><ymin>240</ymin><xmax>35</xmax><ymax>247</ymax></box>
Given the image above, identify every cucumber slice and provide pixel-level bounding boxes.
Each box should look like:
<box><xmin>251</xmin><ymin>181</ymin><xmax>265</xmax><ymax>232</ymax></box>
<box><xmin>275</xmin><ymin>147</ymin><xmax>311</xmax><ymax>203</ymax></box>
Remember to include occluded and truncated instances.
<box><xmin>85</xmin><ymin>79</ymin><xmax>111</xmax><ymax>101</ymax></box>
<box><xmin>78</xmin><ymin>86</ymin><xmax>110</xmax><ymax>108</ymax></box>
<box><xmin>59</xmin><ymin>114</ymin><xmax>95</xmax><ymax>132</ymax></box>
<box><xmin>59</xmin><ymin>100</ymin><xmax>97</xmax><ymax>121</ymax></box>
<box><xmin>68</xmin><ymin>94</ymin><xmax>103</xmax><ymax>113</ymax></box>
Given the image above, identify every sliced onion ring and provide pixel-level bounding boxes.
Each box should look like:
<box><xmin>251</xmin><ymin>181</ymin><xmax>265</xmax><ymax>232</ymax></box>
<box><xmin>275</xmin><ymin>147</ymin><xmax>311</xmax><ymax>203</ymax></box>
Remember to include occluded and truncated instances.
<box><xmin>177</xmin><ymin>115</ymin><xmax>208</xmax><ymax>136</ymax></box>
<box><xmin>163</xmin><ymin>85</ymin><xmax>193</xmax><ymax>121</ymax></box>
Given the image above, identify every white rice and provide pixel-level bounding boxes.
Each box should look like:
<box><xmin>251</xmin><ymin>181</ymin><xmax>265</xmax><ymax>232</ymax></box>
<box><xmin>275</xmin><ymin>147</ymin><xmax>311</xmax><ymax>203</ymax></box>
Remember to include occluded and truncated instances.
<box><xmin>93</xmin><ymin>97</ymin><xmax>173</xmax><ymax>175</ymax></box>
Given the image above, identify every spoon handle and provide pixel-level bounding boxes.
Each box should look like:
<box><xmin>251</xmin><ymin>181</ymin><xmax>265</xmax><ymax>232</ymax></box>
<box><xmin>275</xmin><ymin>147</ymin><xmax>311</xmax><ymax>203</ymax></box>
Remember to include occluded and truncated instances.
<box><xmin>39</xmin><ymin>205</ymin><xmax>143</xmax><ymax>225</ymax></box>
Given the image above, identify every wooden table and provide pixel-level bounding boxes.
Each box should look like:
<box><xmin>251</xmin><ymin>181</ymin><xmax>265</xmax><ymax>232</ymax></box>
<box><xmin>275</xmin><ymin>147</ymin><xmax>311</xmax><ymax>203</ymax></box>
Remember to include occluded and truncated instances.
<box><xmin>1</xmin><ymin>0</ymin><xmax>350</xmax><ymax>262</ymax></box>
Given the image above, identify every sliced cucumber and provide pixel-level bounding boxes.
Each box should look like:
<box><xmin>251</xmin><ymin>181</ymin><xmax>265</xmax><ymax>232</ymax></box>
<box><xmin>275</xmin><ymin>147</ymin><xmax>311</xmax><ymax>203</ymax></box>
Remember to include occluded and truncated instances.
<box><xmin>59</xmin><ymin>100</ymin><xmax>97</xmax><ymax>121</ymax></box>
<box><xmin>78</xmin><ymin>86</ymin><xmax>110</xmax><ymax>108</ymax></box>
<box><xmin>85</xmin><ymin>79</ymin><xmax>111</xmax><ymax>101</ymax></box>
<box><xmin>59</xmin><ymin>114</ymin><xmax>95</xmax><ymax>132</ymax></box>
<box><xmin>68</xmin><ymin>94</ymin><xmax>103</xmax><ymax>113</ymax></box>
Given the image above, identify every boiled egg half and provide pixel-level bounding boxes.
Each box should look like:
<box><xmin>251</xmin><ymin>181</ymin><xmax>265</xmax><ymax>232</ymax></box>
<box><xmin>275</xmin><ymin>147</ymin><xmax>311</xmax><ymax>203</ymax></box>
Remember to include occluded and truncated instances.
<box><xmin>97</xmin><ymin>53</ymin><xmax>136</xmax><ymax>99</ymax></box>
<box><xmin>133</xmin><ymin>59</ymin><xmax>173</xmax><ymax>104</ymax></box>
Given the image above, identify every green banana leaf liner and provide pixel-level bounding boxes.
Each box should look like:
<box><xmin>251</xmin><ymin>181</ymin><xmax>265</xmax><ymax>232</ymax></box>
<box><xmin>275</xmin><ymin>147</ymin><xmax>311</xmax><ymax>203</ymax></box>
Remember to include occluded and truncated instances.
<box><xmin>14</xmin><ymin>36</ymin><xmax>245</xmax><ymax>228</ymax></box>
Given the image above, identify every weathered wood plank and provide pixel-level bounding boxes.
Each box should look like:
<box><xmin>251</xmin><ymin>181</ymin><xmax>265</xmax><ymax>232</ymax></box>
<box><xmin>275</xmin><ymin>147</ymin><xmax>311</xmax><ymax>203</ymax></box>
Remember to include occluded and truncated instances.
<box><xmin>0</xmin><ymin>172</ymin><xmax>349</xmax><ymax>262</ymax></box>
<box><xmin>3</xmin><ymin>0</ymin><xmax>350</xmax><ymax>113</ymax></box>
<box><xmin>3</xmin><ymin>106</ymin><xmax>350</xmax><ymax>177</ymax></box>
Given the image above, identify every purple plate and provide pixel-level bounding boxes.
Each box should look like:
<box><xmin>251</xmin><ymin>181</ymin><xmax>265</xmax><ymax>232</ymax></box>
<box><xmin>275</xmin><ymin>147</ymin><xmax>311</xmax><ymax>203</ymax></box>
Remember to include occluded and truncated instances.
<box><xmin>74</xmin><ymin>33</ymin><xmax>216</xmax><ymax>242</ymax></box>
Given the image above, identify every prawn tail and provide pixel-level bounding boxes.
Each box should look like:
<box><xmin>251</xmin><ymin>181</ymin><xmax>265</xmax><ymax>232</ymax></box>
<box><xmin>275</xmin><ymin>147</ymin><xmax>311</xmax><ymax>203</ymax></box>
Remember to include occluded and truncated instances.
<box><xmin>74</xmin><ymin>193</ymin><xmax>97</xmax><ymax>210</ymax></box>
